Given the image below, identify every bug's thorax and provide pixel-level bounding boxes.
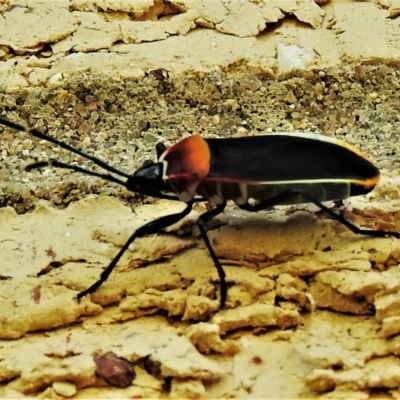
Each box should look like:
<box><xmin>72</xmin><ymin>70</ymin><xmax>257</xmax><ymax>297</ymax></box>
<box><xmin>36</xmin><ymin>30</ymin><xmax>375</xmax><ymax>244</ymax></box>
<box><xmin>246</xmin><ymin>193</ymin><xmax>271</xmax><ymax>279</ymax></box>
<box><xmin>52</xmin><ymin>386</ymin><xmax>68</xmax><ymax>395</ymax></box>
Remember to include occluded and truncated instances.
<box><xmin>158</xmin><ymin>135</ymin><xmax>254</xmax><ymax>205</ymax></box>
<box><xmin>160</xmin><ymin>134</ymin><xmax>211</xmax><ymax>202</ymax></box>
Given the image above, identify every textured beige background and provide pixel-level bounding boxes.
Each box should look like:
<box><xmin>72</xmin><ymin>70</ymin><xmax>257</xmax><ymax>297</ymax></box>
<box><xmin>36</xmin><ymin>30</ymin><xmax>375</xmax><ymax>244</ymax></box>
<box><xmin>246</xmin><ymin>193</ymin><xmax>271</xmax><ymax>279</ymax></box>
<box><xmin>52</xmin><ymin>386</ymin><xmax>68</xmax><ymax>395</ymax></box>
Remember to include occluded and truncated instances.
<box><xmin>1</xmin><ymin>0</ymin><xmax>400</xmax><ymax>398</ymax></box>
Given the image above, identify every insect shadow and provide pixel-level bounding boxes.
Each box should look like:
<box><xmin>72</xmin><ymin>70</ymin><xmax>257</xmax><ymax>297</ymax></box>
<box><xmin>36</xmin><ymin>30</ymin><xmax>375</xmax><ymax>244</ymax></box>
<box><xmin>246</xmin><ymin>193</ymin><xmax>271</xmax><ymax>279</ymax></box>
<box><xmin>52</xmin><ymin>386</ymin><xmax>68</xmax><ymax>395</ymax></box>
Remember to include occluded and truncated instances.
<box><xmin>0</xmin><ymin>117</ymin><xmax>399</xmax><ymax>308</ymax></box>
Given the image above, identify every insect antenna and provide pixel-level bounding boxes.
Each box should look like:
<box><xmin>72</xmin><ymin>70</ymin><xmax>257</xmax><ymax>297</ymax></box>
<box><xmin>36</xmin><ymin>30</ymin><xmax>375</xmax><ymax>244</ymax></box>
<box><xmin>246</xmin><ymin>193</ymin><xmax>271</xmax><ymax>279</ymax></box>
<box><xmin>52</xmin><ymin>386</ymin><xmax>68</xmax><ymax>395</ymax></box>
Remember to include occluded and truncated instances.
<box><xmin>0</xmin><ymin>117</ymin><xmax>130</xmax><ymax>180</ymax></box>
<box><xmin>0</xmin><ymin>117</ymin><xmax>197</xmax><ymax>202</ymax></box>
<box><xmin>26</xmin><ymin>160</ymin><xmax>127</xmax><ymax>186</ymax></box>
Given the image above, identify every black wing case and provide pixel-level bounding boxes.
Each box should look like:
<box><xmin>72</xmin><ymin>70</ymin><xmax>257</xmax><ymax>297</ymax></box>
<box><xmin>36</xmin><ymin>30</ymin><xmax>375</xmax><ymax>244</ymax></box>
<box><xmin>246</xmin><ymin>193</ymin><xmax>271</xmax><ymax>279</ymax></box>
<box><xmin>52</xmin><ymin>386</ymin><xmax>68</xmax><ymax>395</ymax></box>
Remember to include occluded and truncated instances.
<box><xmin>205</xmin><ymin>135</ymin><xmax>379</xmax><ymax>184</ymax></box>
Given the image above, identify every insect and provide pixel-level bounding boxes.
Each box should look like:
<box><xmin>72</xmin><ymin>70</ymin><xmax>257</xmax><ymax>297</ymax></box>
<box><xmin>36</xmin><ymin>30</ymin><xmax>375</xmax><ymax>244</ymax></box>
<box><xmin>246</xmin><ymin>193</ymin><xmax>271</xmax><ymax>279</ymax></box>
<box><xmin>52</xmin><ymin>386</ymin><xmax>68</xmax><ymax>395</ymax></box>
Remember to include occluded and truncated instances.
<box><xmin>0</xmin><ymin>117</ymin><xmax>399</xmax><ymax>308</ymax></box>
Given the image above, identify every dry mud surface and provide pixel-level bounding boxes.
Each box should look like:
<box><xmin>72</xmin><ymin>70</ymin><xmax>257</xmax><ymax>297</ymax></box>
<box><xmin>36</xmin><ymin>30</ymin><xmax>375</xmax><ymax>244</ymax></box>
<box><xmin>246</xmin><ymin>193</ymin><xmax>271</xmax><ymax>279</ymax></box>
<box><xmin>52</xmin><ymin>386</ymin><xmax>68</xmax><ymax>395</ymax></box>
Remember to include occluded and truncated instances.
<box><xmin>2</xmin><ymin>0</ymin><xmax>400</xmax><ymax>398</ymax></box>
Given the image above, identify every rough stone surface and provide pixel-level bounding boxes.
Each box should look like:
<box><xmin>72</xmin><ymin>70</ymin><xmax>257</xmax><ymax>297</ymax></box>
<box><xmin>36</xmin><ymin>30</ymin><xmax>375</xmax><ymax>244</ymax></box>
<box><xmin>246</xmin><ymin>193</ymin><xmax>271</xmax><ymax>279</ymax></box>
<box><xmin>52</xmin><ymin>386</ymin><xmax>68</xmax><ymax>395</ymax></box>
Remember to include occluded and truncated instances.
<box><xmin>1</xmin><ymin>0</ymin><xmax>400</xmax><ymax>398</ymax></box>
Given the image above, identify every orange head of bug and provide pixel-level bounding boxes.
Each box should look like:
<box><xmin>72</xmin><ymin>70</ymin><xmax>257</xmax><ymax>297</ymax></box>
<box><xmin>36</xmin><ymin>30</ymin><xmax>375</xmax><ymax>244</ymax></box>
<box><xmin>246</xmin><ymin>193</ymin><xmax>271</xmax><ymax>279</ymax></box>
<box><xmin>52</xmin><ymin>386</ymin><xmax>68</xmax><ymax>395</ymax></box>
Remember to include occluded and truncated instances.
<box><xmin>160</xmin><ymin>134</ymin><xmax>211</xmax><ymax>201</ymax></box>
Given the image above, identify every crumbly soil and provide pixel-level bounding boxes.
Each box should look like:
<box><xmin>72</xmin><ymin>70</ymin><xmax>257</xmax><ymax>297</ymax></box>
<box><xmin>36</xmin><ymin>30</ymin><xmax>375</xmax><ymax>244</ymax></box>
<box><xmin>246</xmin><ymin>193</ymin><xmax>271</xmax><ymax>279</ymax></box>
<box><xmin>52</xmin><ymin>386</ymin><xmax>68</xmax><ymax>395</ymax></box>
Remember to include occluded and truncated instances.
<box><xmin>1</xmin><ymin>0</ymin><xmax>400</xmax><ymax>398</ymax></box>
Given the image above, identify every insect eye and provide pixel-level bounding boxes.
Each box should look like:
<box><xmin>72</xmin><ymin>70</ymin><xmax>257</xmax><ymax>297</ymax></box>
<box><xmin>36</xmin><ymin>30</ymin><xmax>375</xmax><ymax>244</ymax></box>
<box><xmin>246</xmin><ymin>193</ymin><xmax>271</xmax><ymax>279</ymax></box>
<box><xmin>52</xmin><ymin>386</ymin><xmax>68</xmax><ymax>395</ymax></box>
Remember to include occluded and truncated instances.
<box><xmin>156</xmin><ymin>143</ymin><xmax>167</xmax><ymax>159</ymax></box>
<box><xmin>142</xmin><ymin>160</ymin><xmax>155</xmax><ymax>168</ymax></box>
<box><xmin>127</xmin><ymin>163</ymin><xmax>166</xmax><ymax>194</ymax></box>
<box><xmin>133</xmin><ymin>163</ymin><xmax>163</xmax><ymax>180</ymax></box>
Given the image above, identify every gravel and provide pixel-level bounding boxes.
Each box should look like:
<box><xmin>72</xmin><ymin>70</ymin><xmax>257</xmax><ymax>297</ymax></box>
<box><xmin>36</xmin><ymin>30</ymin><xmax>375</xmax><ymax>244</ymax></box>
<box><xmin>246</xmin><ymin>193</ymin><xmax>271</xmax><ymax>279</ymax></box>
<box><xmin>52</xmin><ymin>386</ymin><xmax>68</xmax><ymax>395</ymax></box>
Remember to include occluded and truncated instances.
<box><xmin>1</xmin><ymin>65</ymin><xmax>399</xmax><ymax>213</ymax></box>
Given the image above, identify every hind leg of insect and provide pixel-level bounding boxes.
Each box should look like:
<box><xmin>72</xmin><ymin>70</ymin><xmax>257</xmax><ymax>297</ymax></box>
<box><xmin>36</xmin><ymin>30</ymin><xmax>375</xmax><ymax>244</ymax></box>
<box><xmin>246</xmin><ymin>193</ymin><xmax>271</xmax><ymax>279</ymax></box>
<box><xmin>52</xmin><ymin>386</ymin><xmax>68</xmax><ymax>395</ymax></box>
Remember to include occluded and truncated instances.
<box><xmin>77</xmin><ymin>200</ymin><xmax>195</xmax><ymax>300</ymax></box>
<box><xmin>240</xmin><ymin>189</ymin><xmax>400</xmax><ymax>239</ymax></box>
<box><xmin>196</xmin><ymin>202</ymin><xmax>228</xmax><ymax>309</ymax></box>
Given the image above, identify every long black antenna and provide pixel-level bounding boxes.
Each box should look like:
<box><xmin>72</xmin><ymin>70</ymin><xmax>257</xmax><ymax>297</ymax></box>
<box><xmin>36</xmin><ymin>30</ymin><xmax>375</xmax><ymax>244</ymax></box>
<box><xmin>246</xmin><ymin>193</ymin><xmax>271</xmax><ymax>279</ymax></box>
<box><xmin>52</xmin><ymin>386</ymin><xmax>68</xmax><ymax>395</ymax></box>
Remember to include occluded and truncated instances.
<box><xmin>26</xmin><ymin>160</ymin><xmax>127</xmax><ymax>186</ymax></box>
<box><xmin>0</xmin><ymin>117</ymin><xmax>130</xmax><ymax>179</ymax></box>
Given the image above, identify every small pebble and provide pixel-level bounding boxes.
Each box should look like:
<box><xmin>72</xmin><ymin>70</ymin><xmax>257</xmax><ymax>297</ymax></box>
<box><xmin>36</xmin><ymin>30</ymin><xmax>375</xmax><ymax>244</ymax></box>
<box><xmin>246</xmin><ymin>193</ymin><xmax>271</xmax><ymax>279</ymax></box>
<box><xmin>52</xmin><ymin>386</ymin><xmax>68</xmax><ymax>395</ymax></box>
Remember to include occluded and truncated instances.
<box><xmin>52</xmin><ymin>382</ymin><xmax>77</xmax><ymax>397</ymax></box>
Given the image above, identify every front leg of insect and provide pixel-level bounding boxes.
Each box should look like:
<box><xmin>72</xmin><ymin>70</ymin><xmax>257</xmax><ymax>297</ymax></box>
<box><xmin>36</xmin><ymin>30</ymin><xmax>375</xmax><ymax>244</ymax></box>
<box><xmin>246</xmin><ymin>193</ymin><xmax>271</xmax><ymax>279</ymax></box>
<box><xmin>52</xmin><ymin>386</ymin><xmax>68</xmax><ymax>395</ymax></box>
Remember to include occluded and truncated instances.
<box><xmin>77</xmin><ymin>200</ymin><xmax>195</xmax><ymax>300</ymax></box>
<box><xmin>0</xmin><ymin>118</ymin><xmax>204</xmax><ymax>303</ymax></box>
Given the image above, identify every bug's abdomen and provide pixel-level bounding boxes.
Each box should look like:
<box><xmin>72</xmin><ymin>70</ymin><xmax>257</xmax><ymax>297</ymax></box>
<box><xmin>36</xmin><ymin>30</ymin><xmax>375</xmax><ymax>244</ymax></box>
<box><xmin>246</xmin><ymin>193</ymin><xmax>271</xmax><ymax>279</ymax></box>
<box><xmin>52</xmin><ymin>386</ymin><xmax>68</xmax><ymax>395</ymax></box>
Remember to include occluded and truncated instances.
<box><xmin>248</xmin><ymin>182</ymin><xmax>353</xmax><ymax>205</ymax></box>
<box><xmin>196</xmin><ymin>180</ymin><xmax>248</xmax><ymax>205</ymax></box>
<box><xmin>196</xmin><ymin>179</ymin><xmax>374</xmax><ymax>207</ymax></box>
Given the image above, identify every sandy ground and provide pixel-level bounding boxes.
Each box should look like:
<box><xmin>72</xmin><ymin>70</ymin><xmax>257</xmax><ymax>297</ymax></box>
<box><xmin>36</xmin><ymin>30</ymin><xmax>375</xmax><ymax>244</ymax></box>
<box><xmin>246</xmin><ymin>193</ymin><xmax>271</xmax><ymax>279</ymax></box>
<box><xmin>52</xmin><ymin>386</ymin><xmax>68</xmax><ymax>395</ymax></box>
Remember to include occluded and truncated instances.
<box><xmin>1</xmin><ymin>0</ymin><xmax>400</xmax><ymax>398</ymax></box>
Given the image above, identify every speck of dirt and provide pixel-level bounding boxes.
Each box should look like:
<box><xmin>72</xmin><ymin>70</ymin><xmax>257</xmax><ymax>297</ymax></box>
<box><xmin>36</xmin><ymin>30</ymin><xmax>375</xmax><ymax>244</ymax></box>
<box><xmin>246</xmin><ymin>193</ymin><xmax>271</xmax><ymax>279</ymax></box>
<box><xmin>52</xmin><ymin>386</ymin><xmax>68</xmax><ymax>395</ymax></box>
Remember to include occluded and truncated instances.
<box><xmin>93</xmin><ymin>352</ymin><xmax>135</xmax><ymax>388</ymax></box>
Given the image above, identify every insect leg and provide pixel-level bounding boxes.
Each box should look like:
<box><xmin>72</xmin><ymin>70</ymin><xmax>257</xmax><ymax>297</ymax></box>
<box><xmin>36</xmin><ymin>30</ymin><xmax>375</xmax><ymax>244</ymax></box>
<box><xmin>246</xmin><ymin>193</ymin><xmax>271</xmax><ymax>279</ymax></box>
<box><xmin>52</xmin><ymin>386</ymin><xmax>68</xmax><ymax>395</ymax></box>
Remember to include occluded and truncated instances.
<box><xmin>77</xmin><ymin>200</ymin><xmax>195</xmax><ymax>300</ymax></box>
<box><xmin>196</xmin><ymin>202</ymin><xmax>228</xmax><ymax>309</ymax></box>
<box><xmin>240</xmin><ymin>189</ymin><xmax>400</xmax><ymax>239</ymax></box>
<box><xmin>298</xmin><ymin>191</ymin><xmax>399</xmax><ymax>239</ymax></box>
